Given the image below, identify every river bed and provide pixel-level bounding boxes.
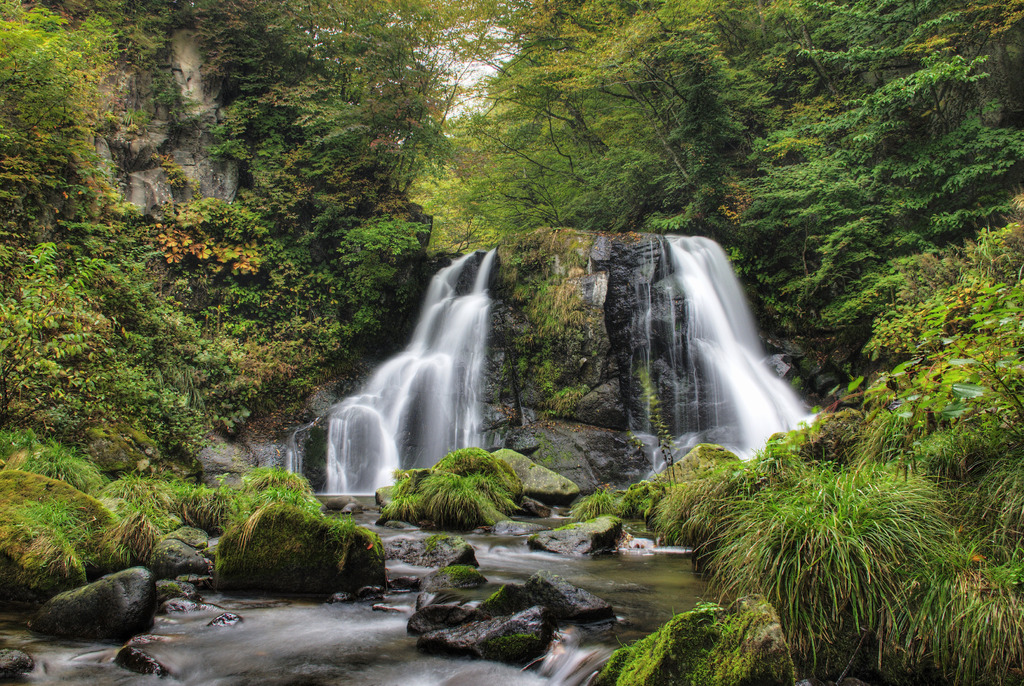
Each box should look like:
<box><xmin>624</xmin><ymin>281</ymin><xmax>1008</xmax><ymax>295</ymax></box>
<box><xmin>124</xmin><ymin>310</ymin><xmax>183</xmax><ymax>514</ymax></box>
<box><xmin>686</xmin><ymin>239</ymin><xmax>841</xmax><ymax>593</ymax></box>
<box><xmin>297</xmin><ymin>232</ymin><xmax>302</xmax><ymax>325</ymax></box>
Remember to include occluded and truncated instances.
<box><xmin>0</xmin><ymin>506</ymin><xmax>704</xmax><ymax>685</ymax></box>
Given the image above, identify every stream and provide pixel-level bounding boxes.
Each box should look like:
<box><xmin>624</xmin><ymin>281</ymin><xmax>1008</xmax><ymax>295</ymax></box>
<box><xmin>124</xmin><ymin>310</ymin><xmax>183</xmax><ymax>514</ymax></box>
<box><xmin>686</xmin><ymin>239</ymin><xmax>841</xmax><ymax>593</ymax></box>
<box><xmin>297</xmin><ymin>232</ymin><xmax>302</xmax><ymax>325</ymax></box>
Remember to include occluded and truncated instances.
<box><xmin>0</xmin><ymin>503</ymin><xmax>704</xmax><ymax>685</ymax></box>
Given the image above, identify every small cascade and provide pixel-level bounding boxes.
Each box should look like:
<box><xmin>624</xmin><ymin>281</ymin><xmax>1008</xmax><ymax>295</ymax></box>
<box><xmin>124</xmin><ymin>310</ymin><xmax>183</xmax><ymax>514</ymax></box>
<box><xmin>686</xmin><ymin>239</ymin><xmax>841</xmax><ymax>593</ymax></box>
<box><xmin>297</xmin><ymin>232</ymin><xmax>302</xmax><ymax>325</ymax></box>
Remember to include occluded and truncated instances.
<box><xmin>323</xmin><ymin>250</ymin><xmax>497</xmax><ymax>494</ymax></box>
<box><xmin>630</xmin><ymin>236</ymin><xmax>806</xmax><ymax>458</ymax></box>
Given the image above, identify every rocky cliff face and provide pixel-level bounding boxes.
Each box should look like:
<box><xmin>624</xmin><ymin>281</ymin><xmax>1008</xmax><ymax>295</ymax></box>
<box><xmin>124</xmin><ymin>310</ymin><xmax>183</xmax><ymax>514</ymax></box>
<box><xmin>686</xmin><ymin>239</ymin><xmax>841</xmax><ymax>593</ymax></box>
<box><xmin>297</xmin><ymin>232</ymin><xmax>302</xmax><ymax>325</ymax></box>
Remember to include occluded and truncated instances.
<box><xmin>96</xmin><ymin>30</ymin><xmax>238</xmax><ymax>216</ymax></box>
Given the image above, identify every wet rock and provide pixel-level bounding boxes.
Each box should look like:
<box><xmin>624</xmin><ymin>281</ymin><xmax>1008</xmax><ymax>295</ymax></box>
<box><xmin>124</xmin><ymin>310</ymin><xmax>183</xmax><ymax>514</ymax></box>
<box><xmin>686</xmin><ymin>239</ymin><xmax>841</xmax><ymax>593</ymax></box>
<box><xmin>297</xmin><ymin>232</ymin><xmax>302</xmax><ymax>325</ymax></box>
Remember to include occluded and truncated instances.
<box><xmin>389</xmin><ymin>576</ymin><xmax>421</xmax><ymax>592</ymax></box>
<box><xmin>176</xmin><ymin>574</ymin><xmax>213</xmax><ymax>589</ymax></box>
<box><xmin>519</xmin><ymin>498</ymin><xmax>552</xmax><ymax>518</ymax></box>
<box><xmin>423</xmin><ymin>565</ymin><xmax>487</xmax><ymax>592</ymax></box>
<box><xmin>503</xmin><ymin>422</ymin><xmax>647</xmax><ymax>493</ymax></box>
<box><xmin>318</xmin><ymin>495</ymin><xmax>359</xmax><ymax>511</ymax></box>
<box><xmin>528</xmin><ymin>516</ymin><xmax>623</xmax><ymax>556</ymax></box>
<box><xmin>375</xmin><ymin>486</ymin><xmax>393</xmax><ymax>507</ymax></box>
<box><xmin>655</xmin><ymin>443</ymin><xmax>740</xmax><ymax>484</ymax></box>
<box><xmin>493</xmin><ymin>520</ymin><xmax>547</xmax><ymax>536</ymax></box>
<box><xmin>207</xmin><ymin>612</ymin><xmax>242</xmax><ymax>627</ymax></box>
<box><xmin>160</xmin><ymin>598</ymin><xmax>219</xmax><ymax>614</ymax></box>
<box><xmin>161</xmin><ymin>526</ymin><xmax>209</xmax><ymax>551</ymax></box>
<box><xmin>408</xmin><ymin>603</ymin><xmax>484</xmax><ymax>634</ymax></box>
<box><xmin>481</xmin><ymin>571</ymin><xmax>613</xmax><ymax>622</ymax></box>
<box><xmin>156</xmin><ymin>579</ymin><xmax>201</xmax><ymax>604</ymax></box>
<box><xmin>341</xmin><ymin>502</ymin><xmax>363</xmax><ymax>514</ymax></box>
<box><xmin>372</xmin><ymin>604</ymin><xmax>403</xmax><ymax>613</ymax></box>
<box><xmin>384</xmin><ymin>534</ymin><xmax>478</xmax><ymax>568</ymax></box>
<box><xmin>417</xmin><ymin>606</ymin><xmax>556</xmax><ymax>663</ymax></box>
<box><xmin>29</xmin><ymin>567</ymin><xmax>157</xmax><ymax>641</ymax></box>
<box><xmin>492</xmin><ymin>449</ymin><xmax>581</xmax><ymax>506</ymax></box>
<box><xmin>0</xmin><ymin>649</ymin><xmax>33</xmax><ymax>677</ymax></box>
<box><xmin>115</xmin><ymin>646</ymin><xmax>170</xmax><ymax>677</ymax></box>
<box><xmin>574</xmin><ymin>380</ymin><xmax>628</xmax><ymax>431</ymax></box>
<box><xmin>383</xmin><ymin>520</ymin><xmax>415</xmax><ymax>529</ymax></box>
<box><xmin>150</xmin><ymin>538</ymin><xmax>211</xmax><ymax>580</ymax></box>
<box><xmin>357</xmin><ymin>586</ymin><xmax>386</xmax><ymax>600</ymax></box>
<box><xmin>593</xmin><ymin>595</ymin><xmax>793</xmax><ymax>686</ymax></box>
<box><xmin>327</xmin><ymin>592</ymin><xmax>355</xmax><ymax>603</ymax></box>
<box><xmin>214</xmin><ymin>503</ymin><xmax>385</xmax><ymax>594</ymax></box>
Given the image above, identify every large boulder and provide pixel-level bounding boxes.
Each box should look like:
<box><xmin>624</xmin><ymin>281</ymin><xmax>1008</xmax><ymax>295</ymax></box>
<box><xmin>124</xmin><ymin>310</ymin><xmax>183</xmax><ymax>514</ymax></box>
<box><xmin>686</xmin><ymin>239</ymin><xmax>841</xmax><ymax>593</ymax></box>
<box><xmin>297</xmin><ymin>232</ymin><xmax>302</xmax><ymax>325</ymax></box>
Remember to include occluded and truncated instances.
<box><xmin>149</xmin><ymin>538</ymin><xmax>211</xmax><ymax>580</ymax></box>
<box><xmin>492</xmin><ymin>449</ymin><xmax>581</xmax><ymax>506</ymax></box>
<box><xmin>0</xmin><ymin>470</ymin><xmax>120</xmax><ymax>601</ymax></box>
<box><xmin>503</xmin><ymin>421</ymin><xmax>648</xmax><ymax>493</ymax></box>
<box><xmin>214</xmin><ymin>503</ymin><xmax>384</xmax><ymax>594</ymax></box>
<box><xmin>28</xmin><ymin>567</ymin><xmax>157</xmax><ymax>641</ymax></box>
<box><xmin>384</xmin><ymin>534</ymin><xmax>478</xmax><ymax>568</ymax></box>
<box><xmin>594</xmin><ymin>596</ymin><xmax>794</xmax><ymax>686</ymax></box>
<box><xmin>481</xmin><ymin>570</ymin><xmax>613</xmax><ymax>622</ymax></box>
<box><xmin>417</xmin><ymin>606</ymin><xmax>557</xmax><ymax>663</ymax></box>
<box><xmin>528</xmin><ymin>516</ymin><xmax>623</xmax><ymax>556</ymax></box>
<box><xmin>655</xmin><ymin>444</ymin><xmax>740</xmax><ymax>484</ymax></box>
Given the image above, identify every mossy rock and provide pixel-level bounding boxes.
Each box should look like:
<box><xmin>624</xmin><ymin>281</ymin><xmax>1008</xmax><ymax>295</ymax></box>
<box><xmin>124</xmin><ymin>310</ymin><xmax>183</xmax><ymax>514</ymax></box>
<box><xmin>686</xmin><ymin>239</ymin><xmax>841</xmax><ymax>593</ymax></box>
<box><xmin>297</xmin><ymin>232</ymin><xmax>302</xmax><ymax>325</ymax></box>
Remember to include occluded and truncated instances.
<box><xmin>84</xmin><ymin>426</ymin><xmax>199</xmax><ymax>478</ymax></box>
<box><xmin>656</xmin><ymin>444</ymin><xmax>740</xmax><ymax>484</ymax></box>
<box><xmin>0</xmin><ymin>470</ymin><xmax>121</xmax><ymax>601</ymax></box>
<box><xmin>801</xmin><ymin>409</ymin><xmax>865</xmax><ymax>465</ymax></box>
<box><xmin>492</xmin><ymin>449</ymin><xmax>580</xmax><ymax>506</ymax></box>
<box><xmin>432</xmin><ymin>448</ymin><xmax>524</xmax><ymax>502</ymax></box>
<box><xmin>594</xmin><ymin>596</ymin><xmax>794</xmax><ymax>686</ymax></box>
<box><xmin>214</xmin><ymin>503</ymin><xmax>384</xmax><ymax>594</ymax></box>
<box><xmin>423</xmin><ymin>565</ymin><xmax>487</xmax><ymax>592</ymax></box>
<box><xmin>527</xmin><ymin>516</ymin><xmax>622</xmax><ymax>556</ymax></box>
<box><xmin>161</xmin><ymin>526</ymin><xmax>209</xmax><ymax>551</ymax></box>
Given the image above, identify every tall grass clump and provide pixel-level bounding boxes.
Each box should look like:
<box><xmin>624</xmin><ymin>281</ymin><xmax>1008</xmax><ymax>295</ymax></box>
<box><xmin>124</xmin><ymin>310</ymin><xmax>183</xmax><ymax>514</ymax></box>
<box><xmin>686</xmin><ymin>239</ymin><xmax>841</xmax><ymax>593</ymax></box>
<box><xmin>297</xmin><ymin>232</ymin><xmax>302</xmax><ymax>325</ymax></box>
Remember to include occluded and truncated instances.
<box><xmin>2</xmin><ymin>431</ymin><xmax>105</xmax><ymax>494</ymax></box>
<box><xmin>241</xmin><ymin>466</ymin><xmax>315</xmax><ymax>496</ymax></box>
<box><xmin>569</xmin><ymin>487</ymin><xmax>619</xmax><ymax>522</ymax></box>
<box><xmin>709</xmin><ymin>464</ymin><xmax>954</xmax><ymax>672</ymax></box>
<box><xmin>432</xmin><ymin>447</ymin><xmax>523</xmax><ymax>502</ymax></box>
<box><xmin>619</xmin><ymin>481</ymin><xmax>665</xmax><ymax>521</ymax></box>
<box><xmin>419</xmin><ymin>472</ymin><xmax>515</xmax><ymax>529</ymax></box>
<box><xmin>167</xmin><ymin>480</ymin><xmax>238</xmax><ymax>534</ymax></box>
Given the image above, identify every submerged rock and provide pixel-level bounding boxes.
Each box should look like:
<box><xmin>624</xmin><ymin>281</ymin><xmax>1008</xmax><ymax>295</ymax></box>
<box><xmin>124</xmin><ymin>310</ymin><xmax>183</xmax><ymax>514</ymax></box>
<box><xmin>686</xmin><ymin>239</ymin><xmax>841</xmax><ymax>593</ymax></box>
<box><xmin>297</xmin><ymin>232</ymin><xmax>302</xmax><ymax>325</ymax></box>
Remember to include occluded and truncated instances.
<box><xmin>423</xmin><ymin>565</ymin><xmax>487</xmax><ymax>592</ymax></box>
<box><xmin>528</xmin><ymin>516</ymin><xmax>623</xmax><ymax>556</ymax></box>
<box><xmin>208</xmin><ymin>612</ymin><xmax>243</xmax><ymax>627</ymax></box>
<box><xmin>492</xmin><ymin>449</ymin><xmax>581</xmax><ymax>506</ymax></box>
<box><xmin>481</xmin><ymin>570</ymin><xmax>614</xmax><ymax>622</ymax></box>
<box><xmin>408</xmin><ymin>603</ymin><xmax>484</xmax><ymax>635</ymax></box>
<box><xmin>417</xmin><ymin>606</ymin><xmax>557</xmax><ymax>663</ymax></box>
<box><xmin>593</xmin><ymin>596</ymin><xmax>794</xmax><ymax>686</ymax></box>
<box><xmin>214</xmin><ymin>503</ymin><xmax>384</xmax><ymax>594</ymax></box>
<box><xmin>655</xmin><ymin>444</ymin><xmax>740</xmax><ymax>484</ymax></box>
<box><xmin>115</xmin><ymin>646</ymin><xmax>170</xmax><ymax>677</ymax></box>
<box><xmin>160</xmin><ymin>598</ymin><xmax>219</xmax><ymax>614</ymax></box>
<box><xmin>150</xmin><ymin>538</ymin><xmax>211</xmax><ymax>580</ymax></box>
<box><xmin>493</xmin><ymin>520</ymin><xmax>547</xmax><ymax>536</ymax></box>
<box><xmin>389</xmin><ymin>576</ymin><xmax>421</xmax><ymax>592</ymax></box>
<box><xmin>384</xmin><ymin>534</ymin><xmax>478</xmax><ymax>568</ymax></box>
<box><xmin>29</xmin><ymin>567</ymin><xmax>157</xmax><ymax>641</ymax></box>
<box><xmin>0</xmin><ymin>649</ymin><xmax>34</xmax><ymax>678</ymax></box>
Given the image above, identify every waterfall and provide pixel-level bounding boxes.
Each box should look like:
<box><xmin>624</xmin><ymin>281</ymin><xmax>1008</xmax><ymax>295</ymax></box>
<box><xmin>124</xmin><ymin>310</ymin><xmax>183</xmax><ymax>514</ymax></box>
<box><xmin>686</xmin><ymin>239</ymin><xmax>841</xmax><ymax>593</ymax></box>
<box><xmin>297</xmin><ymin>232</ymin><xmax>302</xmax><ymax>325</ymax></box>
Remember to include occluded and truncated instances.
<box><xmin>322</xmin><ymin>250</ymin><xmax>497</xmax><ymax>494</ymax></box>
<box><xmin>635</xmin><ymin>236</ymin><xmax>807</xmax><ymax>458</ymax></box>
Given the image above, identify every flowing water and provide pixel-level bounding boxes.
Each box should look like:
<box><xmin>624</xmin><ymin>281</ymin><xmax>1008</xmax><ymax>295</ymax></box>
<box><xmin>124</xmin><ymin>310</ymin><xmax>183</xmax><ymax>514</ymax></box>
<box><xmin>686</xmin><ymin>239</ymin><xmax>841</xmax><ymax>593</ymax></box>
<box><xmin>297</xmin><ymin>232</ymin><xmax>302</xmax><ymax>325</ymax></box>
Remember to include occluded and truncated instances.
<box><xmin>0</xmin><ymin>507</ymin><xmax>705</xmax><ymax>685</ymax></box>
<box><xmin>322</xmin><ymin>251</ymin><xmax>497</xmax><ymax>494</ymax></box>
<box><xmin>632</xmin><ymin>236</ymin><xmax>808</xmax><ymax>460</ymax></box>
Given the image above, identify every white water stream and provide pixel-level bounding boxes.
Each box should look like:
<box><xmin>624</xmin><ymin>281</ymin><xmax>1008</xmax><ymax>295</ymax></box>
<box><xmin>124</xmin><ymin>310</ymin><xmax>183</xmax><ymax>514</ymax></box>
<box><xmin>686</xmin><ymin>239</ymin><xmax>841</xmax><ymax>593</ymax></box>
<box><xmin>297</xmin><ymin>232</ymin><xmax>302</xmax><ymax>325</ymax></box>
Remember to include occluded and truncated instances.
<box><xmin>323</xmin><ymin>251</ymin><xmax>497</xmax><ymax>494</ymax></box>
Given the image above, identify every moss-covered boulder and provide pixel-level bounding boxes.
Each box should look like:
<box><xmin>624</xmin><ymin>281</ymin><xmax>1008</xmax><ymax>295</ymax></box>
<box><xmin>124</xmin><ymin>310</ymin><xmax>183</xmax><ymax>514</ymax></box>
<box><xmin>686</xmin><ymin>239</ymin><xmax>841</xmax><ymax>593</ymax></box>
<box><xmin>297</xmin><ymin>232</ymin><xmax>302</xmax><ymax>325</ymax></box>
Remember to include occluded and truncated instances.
<box><xmin>492</xmin><ymin>449</ymin><xmax>581</xmax><ymax>506</ymax></box>
<box><xmin>85</xmin><ymin>425</ymin><xmax>199</xmax><ymax>477</ymax></box>
<box><xmin>481</xmin><ymin>570</ymin><xmax>613</xmax><ymax>622</ymax></box>
<box><xmin>162</xmin><ymin>526</ymin><xmax>209</xmax><ymax>551</ymax></box>
<box><xmin>0</xmin><ymin>470</ymin><xmax>121</xmax><ymax>601</ymax></box>
<box><xmin>214</xmin><ymin>503</ymin><xmax>384</xmax><ymax>594</ymax></box>
<box><xmin>528</xmin><ymin>516</ymin><xmax>622</xmax><ymax>556</ymax></box>
<box><xmin>594</xmin><ymin>597</ymin><xmax>794</xmax><ymax>686</ymax></box>
<box><xmin>423</xmin><ymin>565</ymin><xmax>487</xmax><ymax>592</ymax></box>
<box><xmin>149</xmin><ymin>538</ymin><xmax>210</xmax><ymax>580</ymax></box>
<box><xmin>417</xmin><ymin>606</ymin><xmax>557</xmax><ymax>663</ymax></box>
<box><xmin>656</xmin><ymin>444</ymin><xmax>740</xmax><ymax>484</ymax></box>
<box><xmin>800</xmin><ymin>409</ymin><xmax>864</xmax><ymax>465</ymax></box>
<box><xmin>28</xmin><ymin>567</ymin><xmax>157</xmax><ymax>641</ymax></box>
<box><xmin>433</xmin><ymin>448</ymin><xmax>524</xmax><ymax>502</ymax></box>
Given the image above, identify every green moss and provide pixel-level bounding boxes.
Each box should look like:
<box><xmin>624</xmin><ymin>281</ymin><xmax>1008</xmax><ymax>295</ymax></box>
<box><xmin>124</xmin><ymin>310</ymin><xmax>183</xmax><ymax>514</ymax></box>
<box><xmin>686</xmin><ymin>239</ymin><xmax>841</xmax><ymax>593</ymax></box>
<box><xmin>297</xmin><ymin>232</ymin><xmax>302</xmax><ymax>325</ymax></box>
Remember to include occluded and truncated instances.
<box><xmin>215</xmin><ymin>502</ymin><xmax>384</xmax><ymax>594</ymax></box>
<box><xmin>480</xmin><ymin>584</ymin><xmax>526</xmax><ymax>616</ymax></box>
<box><xmin>424</xmin><ymin>533</ymin><xmax>465</xmax><ymax>553</ymax></box>
<box><xmin>379</xmin><ymin>466</ymin><xmax>520</xmax><ymax>530</ymax></box>
<box><xmin>569</xmin><ymin>488</ymin><xmax>620</xmax><ymax>522</ymax></box>
<box><xmin>432</xmin><ymin>448</ymin><xmax>523</xmax><ymax>502</ymax></box>
<box><xmin>620</xmin><ymin>481</ymin><xmax>666</xmax><ymax>520</ymax></box>
<box><xmin>480</xmin><ymin>632</ymin><xmax>546</xmax><ymax>662</ymax></box>
<box><xmin>0</xmin><ymin>470</ymin><xmax>122</xmax><ymax>600</ymax></box>
<box><xmin>432</xmin><ymin>564</ymin><xmax>486</xmax><ymax>588</ymax></box>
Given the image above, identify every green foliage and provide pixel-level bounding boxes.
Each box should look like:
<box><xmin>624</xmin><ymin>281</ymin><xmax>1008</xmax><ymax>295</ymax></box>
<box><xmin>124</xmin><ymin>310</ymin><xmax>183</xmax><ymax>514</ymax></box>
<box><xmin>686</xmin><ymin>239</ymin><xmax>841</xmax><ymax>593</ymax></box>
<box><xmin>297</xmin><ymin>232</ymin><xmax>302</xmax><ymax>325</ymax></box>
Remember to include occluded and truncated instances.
<box><xmin>0</xmin><ymin>430</ymin><xmax>105</xmax><ymax>494</ymax></box>
<box><xmin>619</xmin><ymin>481</ymin><xmax>666</xmax><ymax>521</ymax></box>
<box><xmin>432</xmin><ymin>447</ymin><xmax>523</xmax><ymax>502</ymax></box>
<box><xmin>569</xmin><ymin>487</ymin><xmax>620</xmax><ymax>522</ymax></box>
<box><xmin>241</xmin><ymin>466</ymin><xmax>315</xmax><ymax>496</ymax></box>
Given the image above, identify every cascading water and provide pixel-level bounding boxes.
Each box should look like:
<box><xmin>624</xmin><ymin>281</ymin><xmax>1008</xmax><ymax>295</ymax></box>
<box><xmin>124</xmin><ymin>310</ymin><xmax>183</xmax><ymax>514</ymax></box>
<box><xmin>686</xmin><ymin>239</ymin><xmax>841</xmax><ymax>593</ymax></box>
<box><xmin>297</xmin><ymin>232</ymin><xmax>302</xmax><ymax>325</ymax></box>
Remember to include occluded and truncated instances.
<box><xmin>323</xmin><ymin>250</ymin><xmax>497</xmax><ymax>494</ymax></box>
<box><xmin>632</xmin><ymin>236</ymin><xmax>807</xmax><ymax>458</ymax></box>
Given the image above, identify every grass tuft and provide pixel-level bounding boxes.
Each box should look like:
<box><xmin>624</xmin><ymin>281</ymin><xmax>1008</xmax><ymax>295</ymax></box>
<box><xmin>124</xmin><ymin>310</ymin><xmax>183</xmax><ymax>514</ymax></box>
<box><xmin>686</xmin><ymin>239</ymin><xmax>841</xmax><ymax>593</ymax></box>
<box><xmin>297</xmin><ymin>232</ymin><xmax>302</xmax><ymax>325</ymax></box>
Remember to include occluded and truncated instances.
<box><xmin>569</xmin><ymin>487</ymin><xmax>620</xmax><ymax>522</ymax></box>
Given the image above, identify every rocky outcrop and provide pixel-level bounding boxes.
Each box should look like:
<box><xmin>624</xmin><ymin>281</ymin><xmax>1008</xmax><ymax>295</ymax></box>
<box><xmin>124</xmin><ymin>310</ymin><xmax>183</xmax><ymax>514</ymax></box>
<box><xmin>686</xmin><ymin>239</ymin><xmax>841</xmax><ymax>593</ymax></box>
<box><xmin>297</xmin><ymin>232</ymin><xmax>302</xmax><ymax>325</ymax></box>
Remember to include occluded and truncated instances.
<box><xmin>481</xmin><ymin>571</ymin><xmax>614</xmax><ymax>622</ymax></box>
<box><xmin>528</xmin><ymin>516</ymin><xmax>623</xmax><ymax>556</ymax></box>
<box><xmin>417</xmin><ymin>606</ymin><xmax>557</xmax><ymax>663</ymax></box>
<box><xmin>214</xmin><ymin>503</ymin><xmax>384</xmax><ymax>594</ymax></box>
<box><xmin>492</xmin><ymin>449</ymin><xmax>581</xmax><ymax>505</ymax></box>
<box><xmin>28</xmin><ymin>567</ymin><xmax>158</xmax><ymax>641</ymax></box>
<box><xmin>594</xmin><ymin>596</ymin><xmax>794</xmax><ymax>686</ymax></box>
<box><xmin>655</xmin><ymin>444</ymin><xmax>740</xmax><ymax>483</ymax></box>
<box><xmin>384</xmin><ymin>534</ymin><xmax>478</xmax><ymax>568</ymax></box>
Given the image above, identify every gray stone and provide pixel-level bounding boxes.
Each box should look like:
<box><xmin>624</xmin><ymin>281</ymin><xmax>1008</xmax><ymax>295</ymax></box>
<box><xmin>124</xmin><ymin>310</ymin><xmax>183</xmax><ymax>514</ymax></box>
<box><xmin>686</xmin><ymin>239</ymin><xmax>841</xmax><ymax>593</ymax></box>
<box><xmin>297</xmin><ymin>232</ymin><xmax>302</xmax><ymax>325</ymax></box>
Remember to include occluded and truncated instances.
<box><xmin>492</xmin><ymin>449</ymin><xmax>580</xmax><ymax>506</ymax></box>
<box><xmin>115</xmin><ymin>646</ymin><xmax>169</xmax><ymax>677</ymax></box>
<box><xmin>383</xmin><ymin>534</ymin><xmax>478</xmax><ymax>568</ymax></box>
<box><xmin>156</xmin><ymin>579</ymin><xmax>200</xmax><ymax>603</ymax></box>
<box><xmin>0</xmin><ymin>649</ymin><xmax>33</xmax><ymax>678</ymax></box>
<box><xmin>196</xmin><ymin>434</ymin><xmax>252</xmax><ymax>487</ymax></box>
<box><xmin>417</xmin><ymin>606</ymin><xmax>556</xmax><ymax>663</ymax></box>
<box><xmin>407</xmin><ymin>603</ymin><xmax>484</xmax><ymax>634</ymax></box>
<box><xmin>162</xmin><ymin>526</ymin><xmax>209</xmax><ymax>551</ymax></box>
<box><xmin>150</xmin><ymin>538</ymin><xmax>211</xmax><ymax>579</ymax></box>
<box><xmin>29</xmin><ymin>567</ymin><xmax>157</xmax><ymax>641</ymax></box>
<box><xmin>481</xmin><ymin>570</ymin><xmax>613</xmax><ymax>622</ymax></box>
<box><xmin>160</xmin><ymin>598</ymin><xmax>219</xmax><ymax>614</ymax></box>
<box><xmin>493</xmin><ymin>520</ymin><xmax>547</xmax><ymax>536</ymax></box>
<box><xmin>528</xmin><ymin>516</ymin><xmax>622</xmax><ymax>556</ymax></box>
<box><xmin>422</xmin><ymin>566</ymin><xmax>487</xmax><ymax>592</ymax></box>
<box><xmin>574</xmin><ymin>380</ymin><xmax>627</xmax><ymax>430</ymax></box>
